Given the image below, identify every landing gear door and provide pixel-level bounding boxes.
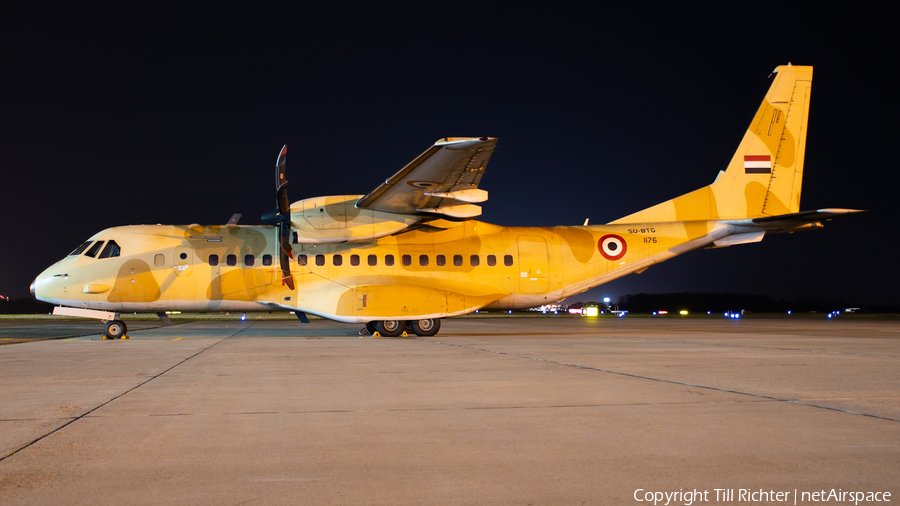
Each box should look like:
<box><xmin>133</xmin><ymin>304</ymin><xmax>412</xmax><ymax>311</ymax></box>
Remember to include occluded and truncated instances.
<box><xmin>174</xmin><ymin>246</ymin><xmax>194</xmax><ymax>277</ymax></box>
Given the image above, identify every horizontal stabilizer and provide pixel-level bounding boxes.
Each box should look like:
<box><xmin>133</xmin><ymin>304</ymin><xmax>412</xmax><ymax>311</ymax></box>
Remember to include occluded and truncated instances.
<box><xmin>752</xmin><ymin>208</ymin><xmax>865</xmax><ymax>224</ymax></box>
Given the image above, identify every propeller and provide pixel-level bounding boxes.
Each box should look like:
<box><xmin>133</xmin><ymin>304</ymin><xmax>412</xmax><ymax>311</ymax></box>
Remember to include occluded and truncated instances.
<box><xmin>261</xmin><ymin>145</ymin><xmax>295</xmax><ymax>290</ymax></box>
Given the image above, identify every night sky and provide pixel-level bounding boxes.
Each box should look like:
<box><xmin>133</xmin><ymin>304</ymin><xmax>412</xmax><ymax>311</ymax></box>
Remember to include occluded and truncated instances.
<box><xmin>1</xmin><ymin>5</ymin><xmax>895</xmax><ymax>305</ymax></box>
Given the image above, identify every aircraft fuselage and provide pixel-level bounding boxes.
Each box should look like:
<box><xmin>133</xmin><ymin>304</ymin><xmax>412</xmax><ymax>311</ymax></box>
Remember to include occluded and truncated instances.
<box><xmin>33</xmin><ymin>218</ymin><xmax>730</xmax><ymax>323</ymax></box>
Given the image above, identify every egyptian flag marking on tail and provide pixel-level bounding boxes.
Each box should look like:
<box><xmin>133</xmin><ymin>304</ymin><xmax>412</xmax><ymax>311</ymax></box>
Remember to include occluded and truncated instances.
<box><xmin>744</xmin><ymin>155</ymin><xmax>772</xmax><ymax>174</ymax></box>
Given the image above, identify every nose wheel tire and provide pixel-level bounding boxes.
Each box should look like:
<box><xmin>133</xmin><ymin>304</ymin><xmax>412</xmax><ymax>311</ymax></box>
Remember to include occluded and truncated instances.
<box><xmin>412</xmin><ymin>318</ymin><xmax>440</xmax><ymax>337</ymax></box>
<box><xmin>104</xmin><ymin>320</ymin><xmax>127</xmax><ymax>340</ymax></box>
<box><xmin>375</xmin><ymin>320</ymin><xmax>404</xmax><ymax>337</ymax></box>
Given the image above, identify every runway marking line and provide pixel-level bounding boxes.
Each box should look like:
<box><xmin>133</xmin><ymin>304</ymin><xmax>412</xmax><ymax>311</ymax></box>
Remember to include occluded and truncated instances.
<box><xmin>423</xmin><ymin>339</ymin><xmax>900</xmax><ymax>425</ymax></box>
<box><xmin>0</xmin><ymin>322</ymin><xmax>255</xmax><ymax>463</ymax></box>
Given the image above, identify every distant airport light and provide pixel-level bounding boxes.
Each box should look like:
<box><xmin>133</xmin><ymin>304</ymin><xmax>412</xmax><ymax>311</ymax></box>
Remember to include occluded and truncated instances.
<box><xmin>788</xmin><ymin>310</ymin><xmax>792</xmax><ymax>315</ymax></box>
<box><xmin>603</xmin><ymin>297</ymin><xmax>611</xmax><ymax>304</ymax></box>
<box><xmin>508</xmin><ymin>310</ymin><xmax>512</xmax><ymax>314</ymax></box>
<box><xmin>657</xmin><ymin>310</ymin><xmax>668</xmax><ymax>315</ymax></box>
<box><xmin>569</xmin><ymin>308</ymin><xmax>582</xmax><ymax>315</ymax></box>
<box><xmin>585</xmin><ymin>307</ymin><xmax>599</xmax><ymax>317</ymax></box>
<box><xmin>618</xmin><ymin>312</ymin><xmax>625</xmax><ymax>318</ymax></box>
<box><xmin>652</xmin><ymin>311</ymin><xmax>657</xmax><ymax>316</ymax></box>
<box><xmin>707</xmin><ymin>311</ymin><xmax>711</xmax><ymax>315</ymax></box>
<box><xmin>828</xmin><ymin>313</ymin><xmax>833</xmax><ymax>319</ymax></box>
<box><xmin>679</xmin><ymin>310</ymin><xmax>688</xmax><ymax>315</ymax></box>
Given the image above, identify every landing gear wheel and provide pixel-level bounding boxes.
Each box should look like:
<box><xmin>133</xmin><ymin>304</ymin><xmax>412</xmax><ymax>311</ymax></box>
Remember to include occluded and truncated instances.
<box><xmin>104</xmin><ymin>320</ymin><xmax>127</xmax><ymax>340</ymax></box>
<box><xmin>375</xmin><ymin>320</ymin><xmax>403</xmax><ymax>337</ymax></box>
<box><xmin>412</xmin><ymin>318</ymin><xmax>440</xmax><ymax>337</ymax></box>
<box><xmin>365</xmin><ymin>322</ymin><xmax>377</xmax><ymax>335</ymax></box>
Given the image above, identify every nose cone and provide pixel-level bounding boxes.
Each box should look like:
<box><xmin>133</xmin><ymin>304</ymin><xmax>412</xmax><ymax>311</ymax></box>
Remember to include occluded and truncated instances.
<box><xmin>31</xmin><ymin>266</ymin><xmax>57</xmax><ymax>303</ymax></box>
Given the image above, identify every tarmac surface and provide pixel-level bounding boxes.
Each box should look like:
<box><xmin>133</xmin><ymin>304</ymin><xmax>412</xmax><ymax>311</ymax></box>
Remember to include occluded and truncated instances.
<box><xmin>0</xmin><ymin>316</ymin><xmax>898</xmax><ymax>505</ymax></box>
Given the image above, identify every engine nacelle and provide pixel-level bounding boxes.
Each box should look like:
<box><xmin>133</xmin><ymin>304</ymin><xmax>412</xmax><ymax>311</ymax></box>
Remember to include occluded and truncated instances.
<box><xmin>290</xmin><ymin>195</ymin><xmax>421</xmax><ymax>244</ymax></box>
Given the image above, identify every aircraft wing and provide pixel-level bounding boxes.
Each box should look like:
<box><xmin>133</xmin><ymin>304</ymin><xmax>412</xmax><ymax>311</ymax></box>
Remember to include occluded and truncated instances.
<box><xmin>356</xmin><ymin>137</ymin><xmax>497</xmax><ymax>219</ymax></box>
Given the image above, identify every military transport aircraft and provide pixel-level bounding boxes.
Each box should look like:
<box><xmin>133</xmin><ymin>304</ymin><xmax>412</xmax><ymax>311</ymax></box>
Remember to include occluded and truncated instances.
<box><xmin>32</xmin><ymin>64</ymin><xmax>859</xmax><ymax>338</ymax></box>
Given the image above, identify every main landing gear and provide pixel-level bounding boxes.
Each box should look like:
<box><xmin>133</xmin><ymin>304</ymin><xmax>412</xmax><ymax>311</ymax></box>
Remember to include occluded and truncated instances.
<box><xmin>359</xmin><ymin>319</ymin><xmax>442</xmax><ymax>337</ymax></box>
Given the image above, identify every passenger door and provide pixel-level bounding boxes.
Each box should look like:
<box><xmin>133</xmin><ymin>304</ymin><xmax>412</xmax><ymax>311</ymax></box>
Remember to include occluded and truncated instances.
<box><xmin>517</xmin><ymin>236</ymin><xmax>549</xmax><ymax>294</ymax></box>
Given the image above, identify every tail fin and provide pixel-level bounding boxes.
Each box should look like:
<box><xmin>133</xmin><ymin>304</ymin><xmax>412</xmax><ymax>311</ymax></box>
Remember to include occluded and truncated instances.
<box><xmin>611</xmin><ymin>64</ymin><xmax>813</xmax><ymax>224</ymax></box>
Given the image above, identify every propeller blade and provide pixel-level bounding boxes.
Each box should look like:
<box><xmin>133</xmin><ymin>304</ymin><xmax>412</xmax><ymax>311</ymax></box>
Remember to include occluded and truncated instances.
<box><xmin>276</xmin><ymin>145</ymin><xmax>290</xmax><ymax>215</ymax></box>
<box><xmin>275</xmin><ymin>145</ymin><xmax>294</xmax><ymax>289</ymax></box>
<box><xmin>280</xmin><ymin>249</ymin><xmax>295</xmax><ymax>290</ymax></box>
<box><xmin>279</xmin><ymin>221</ymin><xmax>294</xmax><ymax>259</ymax></box>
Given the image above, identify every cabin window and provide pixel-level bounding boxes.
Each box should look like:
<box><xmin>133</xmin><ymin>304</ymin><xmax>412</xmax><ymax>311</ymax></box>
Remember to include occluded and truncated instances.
<box><xmin>350</xmin><ymin>254</ymin><xmax>360</xmax><ymax>266</ymax></box>
<box><xmin>470</xmin><ymin>255</ymin><xmax>480</xmax><ymax>266</ymax></box>
<box><xmin>245</xmin><ymin>255</ymin><xmax>255</xmax><ymax>267</ymax></box>
<box><xmin>487</xmin><ymin>255</ymin><xmax>496</xmax><ymax>266</ymax></box>
<box><xmin>84</xmin><ymin>241</ymin><xmax>104</xmax><ymax>258</ymax></box>
<box><xmin>401</xmin><ymin>255</ymin><xmax>411</xmax><ymax>266</ymax></box>
<box><xmin>385</xmin><ymin>254</ymin><xmax>395</xmax><ymax>266</ymax></box>
<box><xmin>504</xmin><ymin>254</ymin><xmax>513</xmax><ymax>266</ymax></box>
<box><xmin>436</xmin><ymin>254</ymin><xmax>446</xmax><ymax>266</ymax></box>
<box><xmin>419</xmin><ymin>254</ymin><xmax>429</xmax><ymax>266</ymax></box>
<box><xmin>98</xmin><ymin>240</ymin><xmax>121</xmax><ymax>259</ymax></box>
<box><xmin>209</xmin><ymin>254</ymin><xmax>219</xmax><ymax>266</ymax></box>
<box><xmin>69</xmin><ymin>241</ymin><xmax>93</xmax><ymax>256</ymax></box>
<box><xmin>368</xmin><ymin>254</ymin><xmax>377</xmax><ymax>266</ymax></box>
<box><xmin>155</xmin><ymin>254</ymin><xmax>165</xmax><ymax>267</ymax></box>
<box><xmin>262</xmin><ymin>254</ymin><xmax>272</xmax><ymax>266</ymax></box>
<box><xmin>315</xmin><ymin>254</ymin><xmax>325</xmax><ymax>266</ymax></box>
<box><xmin>453</xmin><ymin>254</ymin><xmax>463</xmax><ymax>266</ymax></box>
<box><xmin>298</xmin><ymin>254</ymin><xmax>307</xmax><ymax>266</ymax></box>
<box><xmin>333</xmin><ymin>254</ymin><xmax>343</xmax><ymax>266</ymax></box>
<box><xmin>227</xmin><ymin>254</ymin><xmax>237</xmax><ymax>266</ymax></box>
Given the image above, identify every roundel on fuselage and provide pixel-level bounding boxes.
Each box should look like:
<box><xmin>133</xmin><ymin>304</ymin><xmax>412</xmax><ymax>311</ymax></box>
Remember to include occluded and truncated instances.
<box><xmin>598</xmin><ymin>234</ymin><xmax>627</xmax><ymax>261</ymax></box>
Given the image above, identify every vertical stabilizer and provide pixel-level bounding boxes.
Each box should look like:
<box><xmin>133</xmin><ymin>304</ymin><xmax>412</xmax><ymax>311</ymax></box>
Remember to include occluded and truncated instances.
<box><xmin>611</xmin><ymin>64</ymin><xmax>813</xmax><ymax>224</ymax></box>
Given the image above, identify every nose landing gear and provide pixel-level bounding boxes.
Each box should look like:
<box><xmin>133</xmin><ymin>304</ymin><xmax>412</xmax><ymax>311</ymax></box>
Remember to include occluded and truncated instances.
<box><xmin>103</xmin><ymin>320</ymin><xmax>128</xmax><ymax>340</ymax></box>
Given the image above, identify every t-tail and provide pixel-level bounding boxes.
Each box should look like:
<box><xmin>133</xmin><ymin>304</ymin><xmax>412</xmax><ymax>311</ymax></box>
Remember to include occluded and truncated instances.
<box><xmin>610</xmin><ymin>64</ymin><xmax>861</xmax><ymax>228</ymax></box>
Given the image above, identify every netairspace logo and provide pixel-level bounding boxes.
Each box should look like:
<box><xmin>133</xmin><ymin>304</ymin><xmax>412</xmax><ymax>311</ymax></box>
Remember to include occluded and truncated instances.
<box><xmin>633</xmin><ymin>488</ymin><xmax>892</xmax><ymax>505</ymax></box>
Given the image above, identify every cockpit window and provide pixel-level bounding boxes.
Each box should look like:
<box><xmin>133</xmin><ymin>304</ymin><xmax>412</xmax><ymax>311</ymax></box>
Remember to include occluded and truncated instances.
<box><xmin>84</xmin><ymin>241</ymin><xmax>105</xmax><ymax>258</ymax></box>
<box><xmin>98</xmin><ymin>240</ymin><xmax>121</xmax><ymax>259</ymax></box>
<box><xmin>69</xmin><ymin>241</ymin><xmax>93</xmax><ymax>256</ymax></box>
